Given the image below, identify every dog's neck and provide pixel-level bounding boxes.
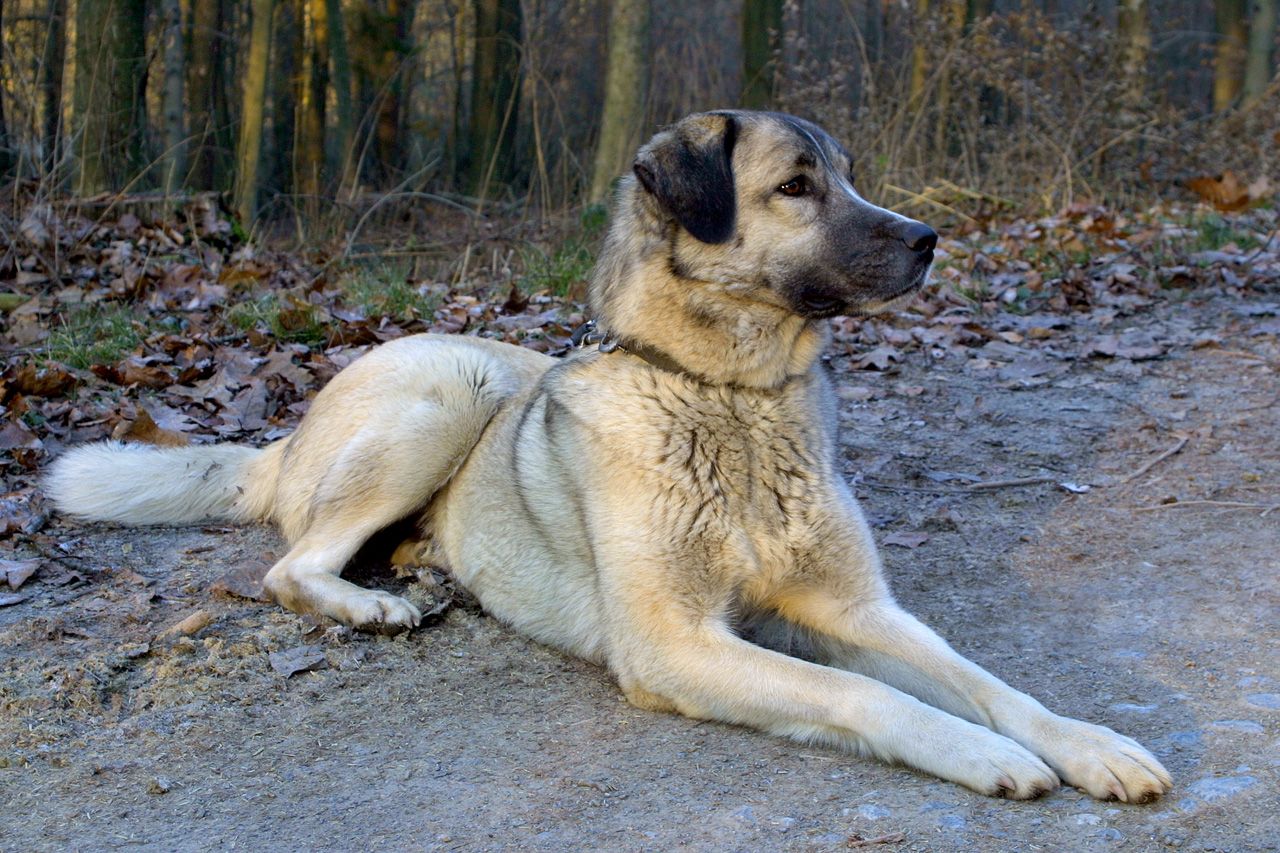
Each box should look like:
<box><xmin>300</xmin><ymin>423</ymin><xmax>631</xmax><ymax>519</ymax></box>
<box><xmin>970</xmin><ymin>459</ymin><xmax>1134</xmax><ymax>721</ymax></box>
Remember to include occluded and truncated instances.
<box><xmin>591</xmin><ymin>252</ymin><xmax>829</xmax><ymax>390</ymax></box>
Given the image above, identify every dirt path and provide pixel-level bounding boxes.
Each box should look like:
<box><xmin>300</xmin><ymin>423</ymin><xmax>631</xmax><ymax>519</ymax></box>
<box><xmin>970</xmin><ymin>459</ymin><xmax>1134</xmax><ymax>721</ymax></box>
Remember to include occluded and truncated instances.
<box><xmin>2</xmin><ymin>292</ymin><xmax>1277</xmax><ymax>852</ymax></box>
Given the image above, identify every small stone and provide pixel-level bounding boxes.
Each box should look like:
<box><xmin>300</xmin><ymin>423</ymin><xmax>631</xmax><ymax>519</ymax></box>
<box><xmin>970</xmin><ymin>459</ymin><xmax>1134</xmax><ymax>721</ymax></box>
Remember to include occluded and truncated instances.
<box><xmin>857</xmin><ymin>804</ymin><xmax>891</xmax><ymax>820</ymax></box>
<box><xmin>1246</xmin><ymin>693</ymin><xmax>1280</xmax><ymax>710</ymax></box>
<box><xmin>1109</xmin><ymin>702</ymin><xmax>1158</xmax><ymax>714</ymax></box>
<box><xmin>148</xmin><ymin>776</ymin><xmax>172</xmax><ymax>795</ymax></box>
<box><xmin>938</xmin><ymin>814</ymin><xmax>966</xmax><ymax>830</ymax></box>
<box><xmin>1092</xmin><ymin>828</ymin><xmax>1124</xmax><ymax>843</ymax></box>
<box><xmin>1166</xmin><ymin>731</ymin><xmax>1202</xmax><ymax>747</ymax></box>
<box><xmin>1074</xmin><ymin>813</ymin><xmax>1102</xmax><ymax>826</ymax></box>
<box><xmin>731</xmin><ymin>805</ymin><xmax>756</xmax><ymax>823</ymax></box>
<box><xmin>1187</xmin><ymin>775</ymin><xmax>1257</xmax><ymax>801</ymax></box>
<box><xmin>772</xmin><ymin>816</ymin><xmax>795</xmax><ymax>832</ymax></box>
<box><xmin>1209</xmin><ymin>720</ymin><xmax>1264</xmax><ymax>734</ymax></box>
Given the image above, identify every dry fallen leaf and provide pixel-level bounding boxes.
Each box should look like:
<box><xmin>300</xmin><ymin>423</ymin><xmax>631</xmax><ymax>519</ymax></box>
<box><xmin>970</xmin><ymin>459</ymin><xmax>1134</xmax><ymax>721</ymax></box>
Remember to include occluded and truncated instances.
<box><xmin>268</xmin><ymin>645</ymin><xmax>329</xmax><ymax>677</ymax></box>
<box><xmin>1186</xmin><ymin>171</ymin><xmax>1253</xmax><ymax>212</ymax></box>
<box><xmin>114</xmin><ymin>408</ymin><xmax>192</xmax><ymax>447</ymax></box>
<box><xmin>210</xmin><ymin>559</ymin><xmax>272</xmax><ymax>601</ymax></box>
<box><xmin>1</xmin><ymin>557</ymin><xmax>41</xmax><ymax>589</ymax></box>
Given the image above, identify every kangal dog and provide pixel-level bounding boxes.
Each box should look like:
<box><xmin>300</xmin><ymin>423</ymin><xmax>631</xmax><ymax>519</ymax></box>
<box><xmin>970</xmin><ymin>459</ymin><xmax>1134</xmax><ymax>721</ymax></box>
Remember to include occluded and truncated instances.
<box><xmin>48</xmin><ymin>111</ymin><xmax>1172</xmax><ymax>802</ymax></box>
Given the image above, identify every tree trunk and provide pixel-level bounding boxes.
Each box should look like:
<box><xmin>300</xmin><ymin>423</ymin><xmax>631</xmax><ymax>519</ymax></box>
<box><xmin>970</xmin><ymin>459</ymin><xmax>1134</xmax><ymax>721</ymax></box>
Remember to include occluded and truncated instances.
<box><xmin>188</xmin><ymin>0</ymin><xmax>228</xmax><ymax>189</ymax></box>
<box><xmin>932</xmin><ymin>0</ymin><xmax>966</xmax><ymax>158</ymax></box>
<box><xmin>1214</xmin><ymin>0</ymin><xmax>1249</xmax><ymax>110</ymax></box>
<box><xmin>741</xmin><ymin>0</ymin><xmax>783</xmax><ymax>108</ymax></box>
<box><xmin>467</xmin><ymin>0</ymin><xmax>522</xmax><ymax>196</ymax></box>
<box><xmin>1117</xmin><ymin>0</ymin><xmax>1150</xmax><ymax>115</ymax></box>
<box><xmin>909</xmin><ymin>0</ymin><xmax>930</xmax><ymax>103</ymax></box>
<box><xmin>965</xmin><ymin>0</ymin><xmax>992</xmax><ymax>23</ymax></box>
<box><xmin>296</xmin><ymin>0</ymin><xmax>330</xmax><ymax>205</ymax></box>
<box><xmin>161</xmin><ymin>0</ymin><xmax>186</xmax><ymax>196</ymax></box>
<box><xmin>0</xmin><ymin>0</ymin><xmax>10</xmax><ymax>177</ymax></box>
<box><xmin>1244</xmin><ymin>0</ymin><xmax>1277</xmax><ymax>102</ymax></box>
<box><xmin>270</xmin><ymin>0</ymin><xmax>302</xmax><ymax>201</ymax></box>
<box><xmin>589</xmin><ymin>0</ymin><xmax>651</xmax><ymax>203</ymax></box>
<box><xmin>39</xmin><ymin>0</ymin><xmax>68</xmax><ymax>170</ymax></box>
<box><xmin>325</xmin><ymin>0</ymin><xmax>355</xmax><ymax>190</ymax></box>
<box><xmin>235</xmin><ymin>0</ymin><xmax>275</xmax><ymax>225</ymax></box>
<box><xmin>73</xmin><ymin>0</ymin><xmax>148</xmax><ymax>194</ymax></box>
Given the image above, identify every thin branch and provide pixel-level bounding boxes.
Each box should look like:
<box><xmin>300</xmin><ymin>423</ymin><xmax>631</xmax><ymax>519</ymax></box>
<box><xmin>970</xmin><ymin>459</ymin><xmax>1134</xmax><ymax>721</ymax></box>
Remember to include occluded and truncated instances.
<box><xmin>1121</xmin><ymin>435</ymin><xmax>1189</xmax><ymax>483</ymax></box>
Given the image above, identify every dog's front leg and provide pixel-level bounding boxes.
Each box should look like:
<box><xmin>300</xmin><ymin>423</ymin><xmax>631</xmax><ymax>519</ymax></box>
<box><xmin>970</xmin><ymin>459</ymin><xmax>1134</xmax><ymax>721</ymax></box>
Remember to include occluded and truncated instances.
<box><xmin>610</xmin><ymin>618</ymin><xmax>1059</xmax><ymax>798</ymax></box>
<box><xmin>775</xmin><ymin>590</ymin><xmax>1173</xmax><ymax>803</ymax></box>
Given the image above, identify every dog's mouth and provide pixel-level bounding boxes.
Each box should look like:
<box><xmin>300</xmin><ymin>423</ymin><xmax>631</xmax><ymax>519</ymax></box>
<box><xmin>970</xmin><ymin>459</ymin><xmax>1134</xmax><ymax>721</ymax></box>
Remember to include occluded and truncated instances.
<box><xmin>795</xmin><ymin>259</ymin><xmax>931</xmax><ymax>319</ymax></box>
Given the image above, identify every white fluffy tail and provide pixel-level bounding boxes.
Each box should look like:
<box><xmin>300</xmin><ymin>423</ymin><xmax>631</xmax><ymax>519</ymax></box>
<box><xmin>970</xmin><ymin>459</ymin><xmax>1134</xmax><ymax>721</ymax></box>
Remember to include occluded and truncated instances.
<box><xmin>45</xmin><ymin>440</ymin><xmax>284</xmax><ymax>526</ymax></box>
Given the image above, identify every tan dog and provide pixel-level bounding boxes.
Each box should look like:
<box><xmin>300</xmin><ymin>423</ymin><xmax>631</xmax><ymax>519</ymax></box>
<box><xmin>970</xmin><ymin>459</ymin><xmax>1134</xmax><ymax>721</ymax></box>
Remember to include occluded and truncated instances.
<box><xmin>48</xmin><ymin>111</ymin><xmax>1172</xmax><ymax>802</ymax></box>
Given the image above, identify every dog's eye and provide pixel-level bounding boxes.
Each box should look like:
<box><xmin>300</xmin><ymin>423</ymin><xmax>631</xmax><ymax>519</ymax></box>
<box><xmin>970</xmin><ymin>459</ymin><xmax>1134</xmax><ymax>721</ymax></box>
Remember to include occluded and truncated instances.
<box><xmin>777</xmin><ymin>176</ymin><xmax>809</xmax><ymax>197</ymax></box>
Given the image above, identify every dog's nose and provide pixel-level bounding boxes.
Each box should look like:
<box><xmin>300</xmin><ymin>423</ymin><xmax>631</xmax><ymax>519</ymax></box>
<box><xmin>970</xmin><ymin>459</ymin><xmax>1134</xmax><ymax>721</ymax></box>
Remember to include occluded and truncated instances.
<box><xmin>895</xmin><ymin>220</ymin><xmax>938</xmax><ymax>253</ymax></box>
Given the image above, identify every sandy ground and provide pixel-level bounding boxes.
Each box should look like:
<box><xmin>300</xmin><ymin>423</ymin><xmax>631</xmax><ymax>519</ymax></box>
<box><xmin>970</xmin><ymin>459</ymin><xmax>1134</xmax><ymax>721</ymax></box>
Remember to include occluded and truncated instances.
<box><xmin>2</xmin><ymin>291</ymin><xmax>1277</xmax><ymax>852</ymax></box>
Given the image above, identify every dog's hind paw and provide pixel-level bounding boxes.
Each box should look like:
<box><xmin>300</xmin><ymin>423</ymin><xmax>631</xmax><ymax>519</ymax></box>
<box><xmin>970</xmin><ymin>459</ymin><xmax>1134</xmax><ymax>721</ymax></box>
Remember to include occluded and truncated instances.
<box><xmin>341</xmin><ymin>590</ymin><xmax>422</xmax><ymax>635</ymax></box>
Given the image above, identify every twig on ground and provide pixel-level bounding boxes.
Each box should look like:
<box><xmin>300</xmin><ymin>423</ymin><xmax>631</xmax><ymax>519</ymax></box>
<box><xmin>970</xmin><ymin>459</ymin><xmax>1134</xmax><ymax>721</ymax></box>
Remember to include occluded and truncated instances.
<box><xmin>1133</xmin><ymin>500</ymin><xmax>1280</xmax><ymax>515</ymax></box>
<box><xmin>967</xmin><ymin>476</ymin><xmax>1059</xmax><ymax>490</ymax></box>
<box><xmin>1121</xmin><ymin>434</ymin><xmax>1189</xmax><ymax>483</ymax></box>
<box><xmin>847</xmin><ymin>832</ymin><xmax>907</xmax><ymax>848</ymax></box>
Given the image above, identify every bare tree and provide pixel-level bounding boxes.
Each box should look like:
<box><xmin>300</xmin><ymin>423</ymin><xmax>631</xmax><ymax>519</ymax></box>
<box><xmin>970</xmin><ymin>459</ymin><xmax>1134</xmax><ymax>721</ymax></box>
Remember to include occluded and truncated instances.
<box><xmin>160</xmin><ymin>0</ymin><xmax>186</xmax><ymax>196</ymax></box>
<box><xmin>0</xmin><ymin>0</ymin><xmax>10</xmax><ymax>176</ymax></box>
<box><xmin>296</xmin><ymin>0</ymin><xmax>330</xmax><ymax>206</ymax></box>
<box><xmin>73</xmin><ymin>0</ymin><xmax>147</xmax><ymax>194</ymax></box>
<box><xmin>188</xmin><ymin>0</ymin><xmax>230</xmax><ymax>190</ymax></box>
<box><xmin>467</xmin><ymin>0</ymin><xmax>523</xmax><ymax>195</ymax></box>
<box><xmin>910</xmin><ymin>0</ymin><xmax>930</xmax><ymax>103</ymax></box>
<box><xmin>1244</xmin><ymin>0</ymin><xmax>1277</xmax><ymax>102</ymax></box>
<box><xmin>742</xmin><ymin>0</ymin><xmax>783</xmax><ymax>108</ymax></box>
<box><xmin>40</xmin><ymin>0</ymin><xmax>68</xmax><ymax>169</ymax></box>
<box><xmin>1117</xmin><ymin>0</ymin><xmax>1150</xmax><ymax>115</ymax></box>
<box><xmin>590</xmin><ymin>0</ymin><xmax>651</xmax><ymax>203</ymax></box>
<box><xmin>235</xmin><ymin>0</ymin><xmax>276</xmax><ymax>224</ymax></box>
<box><xmin>325</xmin><ymin>0</ymin><xmax>355</xmax><ymax>190</ymax></box>
<box><xmin>1214</xmin><ymin>0</ymin><xmax>1249</xmax><ymax>110</ymax></box>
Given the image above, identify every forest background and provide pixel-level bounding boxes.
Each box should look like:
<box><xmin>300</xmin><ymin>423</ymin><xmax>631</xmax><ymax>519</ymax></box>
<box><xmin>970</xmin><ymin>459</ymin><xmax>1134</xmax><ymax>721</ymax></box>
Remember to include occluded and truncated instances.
<box><xmin>0</xmin><ymin>0</ymin><xmax>1277</xmax><ymax>235</ymax></box>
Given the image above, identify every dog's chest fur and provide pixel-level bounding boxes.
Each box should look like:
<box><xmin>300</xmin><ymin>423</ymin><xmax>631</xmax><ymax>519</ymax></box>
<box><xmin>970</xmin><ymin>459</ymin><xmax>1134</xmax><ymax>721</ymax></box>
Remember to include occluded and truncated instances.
<box><xmin>563</xmin><ymin>359</ymin><xmax>834</xmax><ymax>583</ymax></box>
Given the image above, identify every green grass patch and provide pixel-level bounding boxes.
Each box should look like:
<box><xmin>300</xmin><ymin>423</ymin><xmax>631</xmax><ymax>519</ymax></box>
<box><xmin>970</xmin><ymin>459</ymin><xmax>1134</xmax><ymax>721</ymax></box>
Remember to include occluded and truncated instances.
<box><xmin>45</xmin><ymin>304</ymin><xmax>145</xmax><ymax>369</ymax></box>
<box><xmin>519</xmin><ymin>203</ymin><xmax>608</xmax><ymax>297</ymax></box>
<box><xmin>226</xmin><ymin>293</ymin><xmax>331</xmax><ymax>345</ymax></box>
<box><xmin>1192</xmin><ymin>213</ymin><xmax>1259</xmax><ymax>252</ymax></box>
<box><xmin>339</xmin><ymin>263</ymin><xmax>440</xmax><ymax>322</ymax></box>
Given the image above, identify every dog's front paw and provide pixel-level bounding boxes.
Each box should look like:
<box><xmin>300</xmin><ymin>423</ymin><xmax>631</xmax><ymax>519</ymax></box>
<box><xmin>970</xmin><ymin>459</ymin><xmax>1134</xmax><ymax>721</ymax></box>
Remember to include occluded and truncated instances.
<box><xmin>340</xmin><ymin>589</ymin><xmax>422</xmax><ymax>635</ymax></box>
<box><xmin>964</xmin><ymin>728</ymin><xmax>1061</xmax><ymax>800</ymax></box>
<box><xmin>908</xmin><ymin>720</ymin><xmax>1060</xmax><ymax>799</ymax></box>
<box><xmin>1039</xmin><ymin>717</ymin><xmax>1172</xmax><ymax>803</ymax></box>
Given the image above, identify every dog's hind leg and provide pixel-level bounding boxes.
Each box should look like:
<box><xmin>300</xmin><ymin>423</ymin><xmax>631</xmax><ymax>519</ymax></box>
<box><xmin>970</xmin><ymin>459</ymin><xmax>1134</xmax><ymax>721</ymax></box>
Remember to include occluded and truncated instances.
<box><xmin>263</xmin><ymin>339</ymin><xmax>545</xmax><ymax>632</ymax></box>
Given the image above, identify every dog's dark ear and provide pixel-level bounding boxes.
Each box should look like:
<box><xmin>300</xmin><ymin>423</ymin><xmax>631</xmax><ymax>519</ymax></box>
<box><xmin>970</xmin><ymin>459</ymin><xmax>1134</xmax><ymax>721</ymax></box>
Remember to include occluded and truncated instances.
<box><xmin>633</xmin><ymin>113</ymin><xmax>738</xmax><ymax>244</ymax></box>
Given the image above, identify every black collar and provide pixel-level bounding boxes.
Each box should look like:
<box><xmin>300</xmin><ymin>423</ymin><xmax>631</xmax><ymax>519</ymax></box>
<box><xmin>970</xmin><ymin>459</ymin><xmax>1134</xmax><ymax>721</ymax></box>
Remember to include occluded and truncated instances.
<box><xmin>570</xmin><ymin>320</ymin><xmax>701</xmax><ymax>380</ymax></box>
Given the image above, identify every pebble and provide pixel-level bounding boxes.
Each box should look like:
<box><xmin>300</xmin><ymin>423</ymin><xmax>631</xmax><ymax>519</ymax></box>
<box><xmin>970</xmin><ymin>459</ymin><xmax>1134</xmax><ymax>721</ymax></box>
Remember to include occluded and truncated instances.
<box><xmin>147</xmin><ymin>776</ymin><xmax>172</xmax><ymax>795</ymax></box>
<box><xmin>937</xmin><ymin>814</ymin><xmax>966</xmax><ymax>830</ymax></box>
<box><xmin>771</xmin><ymin>816</ymin><xmax>795</xmax><ymax>832</ymax></box>
<box><xmin>1237</xmin><ymin>675</ymin><xmax>1269</xmax><ymax>687</ymax></box>
<box><xmin>857</xmin><ymin>804</ymin><xmax>891</xmax><ymax>820</ymax></box>
<box><xmin>1074</xmin><ymin>813</ymin><xmax>1102</xmax><ymax>826</ymax></box>
<box><xmin>1209</xmin><ymin>719</ymin><xmax>1264</xmax><ymax>734</ymax></box>
<box><xmin>1109</xmin><ymin>702</ymin><xmax>1158</xmax><ymax>714</ymax></box>
<box><xmin>1165</xmin><ymin>731</ymin><xmax>1202</xmax><ymax>747</ymax></box>
<box><xmin>1092</xmin><ymin>828</ymin><xmax>1124</xmax><ymax>843</ymax></box>
<box><xmin>1246</xmin><ymin>693</ymin><xmax>1280</xmax><ymax>710</ymax></box>
<box><xmin>1186</xmin><ymin>775</ymin><xmax>1258</xmax><ymax>801</ymax></box>
<box><xmin>731</xmin><ymin>805</ymin><xmax>756</xmax><ymax>823</ymax></box>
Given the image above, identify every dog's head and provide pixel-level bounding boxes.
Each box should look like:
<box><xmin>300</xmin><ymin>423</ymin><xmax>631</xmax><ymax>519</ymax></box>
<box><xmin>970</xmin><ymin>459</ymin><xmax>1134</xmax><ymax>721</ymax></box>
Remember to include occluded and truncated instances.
<box><xmin>626</xmin><ymin>110</ymin><xmax>936</xmax><ymax>319</ymax></box>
